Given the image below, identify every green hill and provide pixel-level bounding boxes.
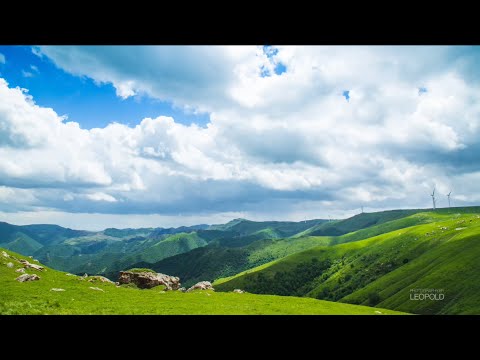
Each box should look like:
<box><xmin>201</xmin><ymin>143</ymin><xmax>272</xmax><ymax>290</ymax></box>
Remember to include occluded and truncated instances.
<box><xmin>0</xmin><ymin>222</ymin><xmax>90</xmax><ymax>254</ymax></box>
<box><xmin>136</xmin><ymin>209</ymin><xmax>466</xmax><ymax>288</ymax></box>
<box><xmin>0</xmin><ymin>248</ymin><xmax>404</xmax><ymax>315</ymax></box>
<box><xmin>131</xmin><ymin>235</ymin><xmax>333</xmax><ymax>287</ymax></box>
<box><xmin>37</xmin><ymin>231</ymin><xmax>208</xmax><ymax>276</ymax></box>
<box><xmin>297</xmin><ymin>209</ymin><xmax>425</xmax><ymax>237</ymax></box>
<box><xmin>0</xmin><ymin>218</ymin><xmax>328</xmax><ymax>278</ymax></box>
<box><xmin>215</xmin><ymin>210</ymin><xmax>480</xmax><ymax>314</ymax></box>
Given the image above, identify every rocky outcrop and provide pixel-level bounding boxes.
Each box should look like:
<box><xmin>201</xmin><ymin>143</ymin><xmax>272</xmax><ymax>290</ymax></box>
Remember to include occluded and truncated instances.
<box><xmin>2</xmin><ymin>251</ymin><xmax>9</xmax><ymax>258</ymax></box>
<box><xmin>186</xmin><ymin>281</ymin><xmax>214</xmax><ymax>292</ymax></box>
<box><xmin>178</xmin><ymin>287</ymin><xmax>187</xmax><ymax>292</ymax></box>
<box><xmin>16</xmin><ymin>268</ymin><xmax>26</xmax><ymax>273</ymax></box>
<box><xmin>16</xmin><ymin>274</ymin><xmax>40</xmax><ymax>282</ymax></box>
<box><xmin>118</xmin><ymin>271</ymin><xmax>181</xmax><ymax>290</ymax></box>
<box><xmin>50</xmin><ymin>288</ymin><xmax>66</xmax><ymax>292</ymax></box>
<box><xmin>88</xmin><ymin>276</ymin><xmax>114</xmax><ymax>284</ymax></box>
<box><xmin>19</xmin><ymin>259</ymin><xmax>45</xmax><ymax>271</ymax></box>
<box><xmin>233</xmin><ymin>289</ymin><xmax>245</xmax><ymax>294</ymax></box>
<box><xmin>6</xmin><ymin>262</ymin><xmax>13</xmax><ymax>268</ymax></box>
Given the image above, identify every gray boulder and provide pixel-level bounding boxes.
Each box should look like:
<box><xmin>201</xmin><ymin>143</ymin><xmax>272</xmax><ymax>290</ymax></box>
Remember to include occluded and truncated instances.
<box><xmin>88</xmin><ymin>276</ymin><xmax>114</xmax><ymax>284</ymax></box>
<box><xmin>118</xmin><ymin>271</ymin><xmax>181</xmax><ymax>290</ymax></box>
<box><xmin>187</xmin><ymin>281</ymin><xmax>214</xmax><ymax>292</ymax></box>
<box><xmin>19</xmin><ymin>259</ymin><xmax>45</xmax><ymax>271</ymax></box>
<box><xmin>16</xmin><ymin>274</ymin><xmax>40</xmax><ymax>282</ymax></box>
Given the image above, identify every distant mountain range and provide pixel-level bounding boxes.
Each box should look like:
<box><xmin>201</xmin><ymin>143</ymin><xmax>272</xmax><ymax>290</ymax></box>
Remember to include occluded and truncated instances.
<box><xmin>0</xmin><ymin>218</ymin><xmax>327</xmax><ymax>280</ymax></box>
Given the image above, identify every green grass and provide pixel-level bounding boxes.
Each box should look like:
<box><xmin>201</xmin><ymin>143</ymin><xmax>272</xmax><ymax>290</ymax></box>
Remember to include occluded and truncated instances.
<box><xmin>334</xmin><ymin>212</ymin><xmax>450</xmax><ymax>244</ymax></box>
<box><xmin>215</xmin><ymin>212</ymin><xmax>480</xmax><ymax>314</ymax></box>
<box><xmin>125</xmin><ymin>268</ymin><xmax>156</xmax><ymax>274</ymax></box>
<box><xmin>0</xmin><ymin>248</ymin><xmax>405</xmax><ymax>315</ymax></box>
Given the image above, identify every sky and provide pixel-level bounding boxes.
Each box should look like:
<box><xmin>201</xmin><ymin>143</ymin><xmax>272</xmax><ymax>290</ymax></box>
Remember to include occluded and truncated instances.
<box><xmin>1</xmin><ymin>45</ymin><xmax>480</xmax><ymax>230</ymax></box>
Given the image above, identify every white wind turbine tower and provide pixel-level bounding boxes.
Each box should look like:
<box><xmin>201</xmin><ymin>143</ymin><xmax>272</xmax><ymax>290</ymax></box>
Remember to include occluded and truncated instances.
<box><xmin>447</xmin><ymin>191</ymin><xmax>452</xmax><ymax>208</ymax></box>
<box><xmin>431</xmin><ymin>188</ymin><xmax>436</xmax><ymax>210</ymax></box>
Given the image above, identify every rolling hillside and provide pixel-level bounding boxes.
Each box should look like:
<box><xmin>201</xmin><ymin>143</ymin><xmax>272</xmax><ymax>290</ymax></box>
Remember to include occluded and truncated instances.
<box><xmin>0</xmin><ymin>218</ymin><xmax>328</xmax><ymax>278</ymax></box>
<box><xmin>0</xmin><ymin>222</ymin><xmax>90</xmax><ymax>254</ymax></box>
<box><xmin>133</xmin><ymin>209</ymin><xmax>464</xmax><ymax>287</ymax></box>
<box><xmin>130</xmin><ymin>235</ymin><xmax>334</xmax><ymax>287</ymax></box>
<box><xmin>0</xmin><ymin>222</ymin><xmax>217</xmax><ymax>276</ymax></box>
<box><xmin>0</xmin><ymin>248</ymin><xmax>404</xmax><ymax>315</ymax></box>
<box><xmin>215</xmin><ymin>210</ymin><xmax>480</xmax><ymax>314</ymax></box>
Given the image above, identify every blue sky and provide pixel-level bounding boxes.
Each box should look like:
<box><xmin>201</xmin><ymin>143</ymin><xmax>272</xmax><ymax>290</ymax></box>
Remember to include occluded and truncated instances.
<box><xmin>0</xmin><ymin>46</ymin><xmax>210</xmax><ymax>129</ymax></box>
<box><xmin>0</xmin><ymin>45</ymin><xmax>479</xmax><ymax>230</ymax></box>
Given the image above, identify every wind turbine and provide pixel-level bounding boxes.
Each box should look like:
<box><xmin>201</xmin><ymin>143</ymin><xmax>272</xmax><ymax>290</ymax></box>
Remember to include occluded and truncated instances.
<box><xmin>447</xmin><ymin>191</ymin><xmax>452</xmax><ymax>208</ymax></box>
<box><xmin>431</xmin><ymin>188</ymin><xmax>436</xmax><ymax>210</ymax></box>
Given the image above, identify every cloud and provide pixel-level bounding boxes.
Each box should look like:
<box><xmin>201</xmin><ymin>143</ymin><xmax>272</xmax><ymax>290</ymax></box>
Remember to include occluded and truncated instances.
<box><xmin>86</xmin><ymin>192</ymin><xmax>117</xmax><ymax>202</ymax></box>
<box><xmin>2</xmin><ymin>46</ymin><xmax>480</xmax><ymax>227</ymax></box>
<box><xmin>21</xmin><ymin>66</ymin><xmax>39</xmax><ymax>78</ymax></box>
<box><xmin>21</xmin><ymin>70</ymin><xmax>34</xmax><ymax>78</ymax></box>
<box><xmin>37</xmin><ymin>46</ymin><xmax>261</xmax><ymax>113</ymax></box>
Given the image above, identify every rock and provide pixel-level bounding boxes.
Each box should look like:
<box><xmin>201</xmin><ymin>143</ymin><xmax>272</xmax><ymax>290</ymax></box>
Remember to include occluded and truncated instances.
<box><xmin>233</xmin><ymin>289</ymin><xmax>245</xmax><ymax>294</ymax></box>
<box><xmin>89</xmin><ymin>287</ymin><xmax>104</xmax><ymax>292</ymax></box>
<box><xmin>118</xmin><ymin>271</ymin><xmax>181</xmax><ymax>290</ymax></box>
<box><xmin>65</xmin><ymin>273</ymin><xmax>75</xmax><ymax>276</ymax></box>
<box><xmin>441</xmin><ymin>227</ymin><xmax>448</xmax><ymax>230</ymax></box>
<box><xmin>178</xmin><ymin>287</ymin><xmax>187</xmax><ymax>292</ymax></box>
<box><xmin>16</xmin><ymin>273</ymin><xmax>40</xmax><ymax>282</ymax></box>
<box><xmin>83</xmin><ymin>273</ymin><xmax>88</xmax><ymax>278</ymax></box>
<box><xmin>28</xmin><ymin>256</ymin><xmax>33</xmax><ymax>259</ymax></box>
<box><xmin>6</xmin><ymin>262</ymin><xmax>14</xmax><ymax>268</ymax></box>
<box><xmin>16</xmin><ymin>268</ymin><xmax>26</xmax><ymax>273</ymax></box>
<box><xmin>1</xmin><ymin>251</ymin><xmax>9</xmax><ymax>258</ymax></box>
<box><xmin>88</xmin><ymin>276</ymin><xmax>114</xmax><ymax>284</ymax></box>
<box><xmin>186</xmin><ymin>281</ymin><xmax>214</xmax><ymax>292</ymax></box>
<box><xmin>33</xmin><ymin>259</ymin><xmax>39</xmax><ymax>262</ymax></box>
<box><xmin>19</xmin><ymin>259</ymin><xmax>45</xmax><ymax>271</ymax></box>
<box><xmin>50</xmin><ymin>288</ymin><xmax>66</xmax><ymax>292</ymax></box>
<box><xmin>374</xmin><ymin>310</ymin><xmax>382</xmax><ymax>314</ymax></box>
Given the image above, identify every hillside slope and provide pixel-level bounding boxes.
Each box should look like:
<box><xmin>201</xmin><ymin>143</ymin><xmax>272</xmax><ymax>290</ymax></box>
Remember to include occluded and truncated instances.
<box><xmin>0</xmin><ymin>248</ymin><xmax>404</xmax><ymax>315</ymax></box>
<box><xmin>131</xmin><ymin>235</ymin><xmax>333</xmax><ymax>287</ymax></box>
<box><xmin>215</xmin><ymin>211</ymin><xmax>480</xmax><ymax>314</ymax></box>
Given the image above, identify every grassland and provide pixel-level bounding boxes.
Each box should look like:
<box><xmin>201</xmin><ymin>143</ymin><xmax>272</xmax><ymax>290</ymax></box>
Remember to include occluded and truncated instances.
<box><xmin>0</xmin><ymin>249</ymin><xmax>404</xmax><ymax>315</ymax></box>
